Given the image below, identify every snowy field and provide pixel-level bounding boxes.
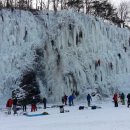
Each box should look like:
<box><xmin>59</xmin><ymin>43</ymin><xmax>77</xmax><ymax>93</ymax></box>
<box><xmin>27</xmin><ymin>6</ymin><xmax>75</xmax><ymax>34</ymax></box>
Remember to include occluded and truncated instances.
<box><xmin>0</xmin><ymin>99</ymin><xmax>130</xmax><ymax>130</ymax></box>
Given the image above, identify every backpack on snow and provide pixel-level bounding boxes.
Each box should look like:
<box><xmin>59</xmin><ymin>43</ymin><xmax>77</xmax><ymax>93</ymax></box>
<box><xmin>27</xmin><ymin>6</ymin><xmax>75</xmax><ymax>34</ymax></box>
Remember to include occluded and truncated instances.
<box><xmin>79</xmin><ymin>106</ymin><xmax>84</xmax><ymax>110</ymax></box>
<box><xmin>91</xmin><ymin>106</ymin><xmax>96</xmax><ymax>109</ymax></box>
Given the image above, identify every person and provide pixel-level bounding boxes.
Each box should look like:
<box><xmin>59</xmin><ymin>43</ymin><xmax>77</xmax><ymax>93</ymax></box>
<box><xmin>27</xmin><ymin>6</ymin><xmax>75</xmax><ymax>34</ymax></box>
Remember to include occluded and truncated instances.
<box><xmin>68</xmin><ymin>94</ymin><xmax>74</xmax><ymax>106</ymax></box>
<box><xmin>120</xmin><ymin>93</ymin><xmax>125</xmax><ymax>105</ymax></box>
<box><xmin>87</xmin><ymin>94</ymin><xmax>92</xmax><ymax>107</ymax></box>
<box><xmin>68</xmin><ymin>95</ymin><xmax>71</xmax><ymax>106</ymax></box>
<box><xmin>22</xmin><ymin>98</ymin><xmax>27</xmax><ymax>112</ymax></box>
<box><xmin>71</xmin><ymin>94</ymin><xmax>74</xmax><ymax>105</ymax></box>
<box><xmin>6</xmin><ymin>98</ymin><xmax>13</xmax><ymax>115</ymax></box>
<box><xmin>127</xmin><ymin>93</ymin><xmax>130</xmax><ymax>107</ymax></box>
<box><xmin>61</xmin><ymin>96</ymin><xmax>64</xmax><ymax>104</ymax></box>
<box><xmin>43</xmin><ymin>97</ymin><xmax>47</xmax><ymax>109</ymax></box>
<box><xmin>31</xmin><ymin>96</ymin><xmax>37</xmax><ymax>112</ymax></box>
<box><xmin>64</xmin><ymin>94</ymin><xmax>68</xmax><ymax>105</ymax></box>
<box><xmin>13</xmin><ymin>97</ymin><xmax>18</xmax><ymax>115</ymax></box>
<box><xmin>113</xmin><ymin>93</ymin><xmax>118</xmax><ymax>107</ymax></box>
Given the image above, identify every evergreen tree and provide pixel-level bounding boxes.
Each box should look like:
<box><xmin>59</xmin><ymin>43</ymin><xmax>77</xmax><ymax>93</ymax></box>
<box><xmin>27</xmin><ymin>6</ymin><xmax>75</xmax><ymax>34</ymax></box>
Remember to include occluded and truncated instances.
<box><xmin>67</xmin><ymin>0</ymin><xmax>84</xmax><ymax>12</ymax></box>
<box><xmin>92</xmin><ymin>0</ymin><xmax>116</xmax><ymax>19</ymax></box>
<box><xmin>91</xmin><ymin>0</ymin><xmax>121</xmax><ymax>26</ymax></box>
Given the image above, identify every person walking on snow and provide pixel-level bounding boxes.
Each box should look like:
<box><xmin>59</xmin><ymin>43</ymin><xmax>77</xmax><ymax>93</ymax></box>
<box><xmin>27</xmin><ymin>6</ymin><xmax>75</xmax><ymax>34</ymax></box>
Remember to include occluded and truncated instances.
<box><xmin>87</xmin><ymin>94</ymin><xmax>92</xmax><ymax>107</ymax></box>
<box><xmin>113</xmin><ymin>93</ymin><xmax>118</xmax><ymax>107</ymax></box>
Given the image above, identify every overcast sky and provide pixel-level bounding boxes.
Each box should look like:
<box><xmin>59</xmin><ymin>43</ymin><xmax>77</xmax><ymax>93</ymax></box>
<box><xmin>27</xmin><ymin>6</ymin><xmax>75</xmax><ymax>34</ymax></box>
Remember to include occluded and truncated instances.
<box><xmin>110</xmin><ymin>0</ymin><xmax>130</xmax><ymax>6</ymax></box>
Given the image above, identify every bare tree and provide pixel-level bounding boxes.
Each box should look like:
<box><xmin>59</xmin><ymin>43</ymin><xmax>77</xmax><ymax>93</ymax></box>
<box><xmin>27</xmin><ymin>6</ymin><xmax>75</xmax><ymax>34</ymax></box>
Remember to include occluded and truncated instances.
<box><xmin>53</xmin><ymin>0</ymin><xmax>57</xmax><ymax>12</ymax></box>
<box><xmin>9</xmin><ymin>0</ymin><xmax>13</xmax><ymax>7</ymax></box>
<box><xmin>47</xmin><ymin>0</ymin><xmax>50</xmax><ymax>10</ymax></box>
<box><xmin>118</xmin><ymin>1</ymin><xmax>130</xmax><ymax>27</ymax></box>
<box><xmin>60</xmin><ymin>0</ymin><xmax>63</xmax><ymax>9</ymax></box>
<box><xmin>6</xmin><ymin>0</ymin><xmax>10</xmax><ymax>7</ymax></box>
<box><xmin>40</xmin><ymin>0</ymin><xmax>43</xmax><ymax>10</ymax></box>
<box><xmin>35</xmin><ymin>0</ymin><xmax>38</xmax><ymax>9</ymax></box>
<box><xmin>14</xmin><ymin>0</ymin><xmax>18</xmax><ymax>8</ymax></box>
<box><xmin>0</xmin><ymin>0</ymin><xmax>3</xmax><ymax>8</ymax></box>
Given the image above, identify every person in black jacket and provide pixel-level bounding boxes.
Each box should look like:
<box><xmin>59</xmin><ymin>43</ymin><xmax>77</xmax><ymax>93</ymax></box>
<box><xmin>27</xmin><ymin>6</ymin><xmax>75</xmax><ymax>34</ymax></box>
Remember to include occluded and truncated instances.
<box><xmin>64</xmin><ymin>94</ymin><xmax>68</xmax><ymax>105</ymax></box>
<box><xmin>61</xmin><ymin>96</ymin><xmax>64</xmax><ymax>104</ymax></box>
<box><xmin>13</xmin><ymin>97</ymin><xmax>18</xmax><ymax>114</ymax></box>
<box><xmin>43</xmin><ymin>97</ymin><xmax>47</xmax><ymax>109</ymax></box>
<box><xmin>120</xmin><ymin>93</ymin><xmax>125</xmax><ymax>105</ymax></box>
<box><xmin>22</xmin><ymin>98</ymin><xmax>27</xmax><ymax>112</ymax></box>
<box><xmin>87</xmin><ymin>94</ymin><xmax>92</xmax><ymax>107</ymax></box>
<box><xmin>127</xmin><ymin>93</ymin><xmax>130</xmax><ymax>107</ymax></box>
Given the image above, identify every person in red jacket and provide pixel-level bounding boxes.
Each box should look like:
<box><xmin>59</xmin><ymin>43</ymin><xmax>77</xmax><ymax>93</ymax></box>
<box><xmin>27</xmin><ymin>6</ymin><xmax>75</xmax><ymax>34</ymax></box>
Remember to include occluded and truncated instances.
<box><xmin>31</xmin><ymin>96</ymin><xmax>37</xmax><ymax>112</ymax></box>
<box><xmin>6</xmin><ymin>98</ymin><xmax>13</xmax><ymax>115</ymax></box>
<box><xmin>113</xmin><ymin>93</ymin><xmax>118</xmax><ymax>107</ymax></box>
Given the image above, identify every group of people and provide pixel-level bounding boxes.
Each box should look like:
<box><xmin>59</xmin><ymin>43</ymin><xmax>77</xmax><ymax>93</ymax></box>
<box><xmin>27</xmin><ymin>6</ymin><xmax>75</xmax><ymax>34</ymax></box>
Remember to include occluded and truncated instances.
<box><xmin>62</xmin><ymin>93</ymin><xmax>92</xmax><ymax>107</ymax></box>
<box><xmin>62</xmin><ymin>94</ymin><xmax>75</xmax><ymax>106</ymax></box>
<box><xmin>30</xmin><ymin>96</ymin><xmax>47</xmax><ymax>112</ymax></box>
<box><xmin>6</xmin><ymin>96</ymin><xmax>47</xmax><ymax>115</ymax></box>
<box><xmin>6</xmin><ymin>93</ymin><xmax>93</xmax><ymax>115</ymax></box>
<box><xmin>62</xmin><ymin>92</ymin><xmax>130</xmax><ymax>108</ymax></box>
<box><xmin>61</xmin><ymin>94</ymin><xmax>74</xmax><ymax>106</ymax></box>
<box><xmin>6</xmin><ymin>97</ymin><xmax>18</xmax><ymax>115</ymax></box>
<box><xmin>113</xmin><ymin>92</ymin><xmax>130</xmax><ymax>107</ymax></box>
<box><xmin>8</xmin><ymin>92</ymin><xmax>130</xmax><ymax>115</ymax></box>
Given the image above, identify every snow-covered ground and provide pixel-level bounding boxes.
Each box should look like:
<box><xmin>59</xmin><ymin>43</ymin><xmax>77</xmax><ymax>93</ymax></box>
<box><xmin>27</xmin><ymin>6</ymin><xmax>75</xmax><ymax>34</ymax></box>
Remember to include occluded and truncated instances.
<box><xmin>0</xmin><ymin>99</ymin><xmax>130</xmax><ymax>130</ymax></box>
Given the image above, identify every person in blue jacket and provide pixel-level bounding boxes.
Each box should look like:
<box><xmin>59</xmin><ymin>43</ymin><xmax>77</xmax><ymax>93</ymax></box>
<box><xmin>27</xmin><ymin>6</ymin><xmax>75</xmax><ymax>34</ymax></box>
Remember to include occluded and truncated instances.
<box><xmin>68</xmin><ymin>94</ymin><xmax>74</xmax><ymax>106</ymax></box>
<box><xmin>87</xmin><ymin>94</ymin><xmax>92</xmax><ymax>107</ymax></box>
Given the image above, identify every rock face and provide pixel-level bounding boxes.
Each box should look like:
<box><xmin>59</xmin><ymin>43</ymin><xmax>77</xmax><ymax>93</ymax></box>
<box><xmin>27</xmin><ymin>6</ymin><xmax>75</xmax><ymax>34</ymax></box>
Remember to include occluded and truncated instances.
<box><xmin>0</xmin><ymin>9</ymin><xmax>130</xmax><ymax>103</ymax></box>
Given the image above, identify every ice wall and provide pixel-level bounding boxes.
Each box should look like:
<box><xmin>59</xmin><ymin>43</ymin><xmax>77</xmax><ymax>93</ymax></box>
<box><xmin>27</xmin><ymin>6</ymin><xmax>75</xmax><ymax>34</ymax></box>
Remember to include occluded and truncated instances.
<box><xmin>0</xmin><ymin>9</ymin><xmax>130</xmax><ymax>103</ymax></box>
<box><xmin>0</xmin><ymin>9</ymin><xmax>46</xmax><ymax>103</ymax></box>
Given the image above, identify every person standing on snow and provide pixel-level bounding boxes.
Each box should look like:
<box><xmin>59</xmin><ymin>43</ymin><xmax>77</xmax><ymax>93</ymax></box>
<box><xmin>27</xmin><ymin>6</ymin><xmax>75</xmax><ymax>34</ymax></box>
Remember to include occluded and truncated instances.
<box><xmin>22</xmin><ymin>98</ymin><xmax>27</xmax><ymax>112</ymax></box>
<box><xmin>71</xmin><ymin>94</ymin><xmax>75</xmax><ymax>105</ymax></box>
<box><xmin>6</xmin><ymin>98</ymin><xmax>13</xmax><ymax>115</ymax></box>
<box><xmin>120</xmin><ymin>93</ymin><xmax>125</xmax><ymax>105</ymax></box>
<box><xmin>31</xmin><ymin>96</ymin><xmax>37</xmax><ymax>112</ymax></box>
<box><xmin>43</xmin><ymin>97</ymin><xmax>47</xmax><ymax>109</ymax></box>
<box><xmin>68</xmin><ymin>95</ymin><xmax>72</xmax><ymax>106</ymax></box>
<box><xmin>68</xmin><ymin>94</ymin><xmax>74</xmax><ymax>106</ymax></box>
<box><xmin>13</xmin><ymin>97</ymin><xmax>18</xmax><ymax>115</ymax></box>
<box><xmin>87</xmin><ymin>94</ymin><xmax>92</xmax><ymax>107</ymax></box>
<box><xmin>62</xmin><ymin>96</ymin><xmax>64</xmax><ymax>104</ymax></box>
<box><xmin>127</xmin><ymin>93</ymin><xmax>130</xmax><ymax>107</ymax></box>
<box><xmin>113</xmin><ymin>93</ymin><xmax>118</xmax><ymax>107</ymax></box>
<box><xmin>64</xmin><ymin>94</ymin><xmax>68</xmax><ymax>105</ymax></box>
